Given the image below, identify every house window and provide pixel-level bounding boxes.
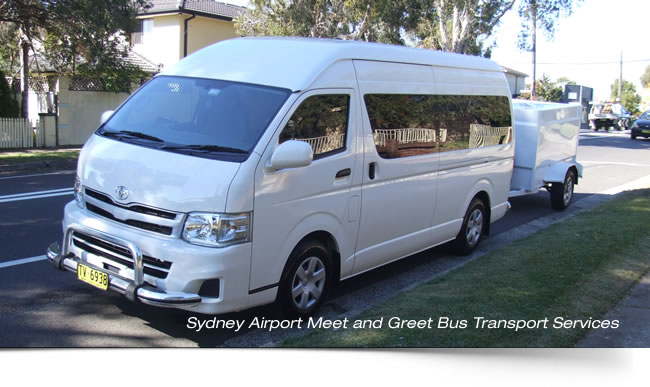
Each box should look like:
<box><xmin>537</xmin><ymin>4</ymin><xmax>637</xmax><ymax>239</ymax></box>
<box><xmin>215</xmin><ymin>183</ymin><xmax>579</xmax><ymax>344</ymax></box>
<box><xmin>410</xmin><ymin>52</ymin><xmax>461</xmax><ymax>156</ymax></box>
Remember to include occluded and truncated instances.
<box><xmin>132</xmin><ymin>19</ymin><xmax>153</xmax><ymax>45</ymax></box>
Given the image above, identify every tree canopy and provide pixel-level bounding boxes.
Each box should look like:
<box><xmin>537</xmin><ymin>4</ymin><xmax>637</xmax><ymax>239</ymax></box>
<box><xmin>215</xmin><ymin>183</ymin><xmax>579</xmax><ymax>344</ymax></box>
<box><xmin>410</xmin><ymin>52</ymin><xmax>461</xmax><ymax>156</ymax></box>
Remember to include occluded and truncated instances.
<box><xmin>641</xmin><ymin>65</ymin><xmax>650</xmax><ymax>89</ymax></box>
<box><xmin>517</xmin><ymin>0</ymin><xmax>581</xmax><ymax>99</ymax></box>
<box><xmin>610</xmin><ymin>79</ymin><xmax>641</xmax><ymax>116</ymax></box>
<box><xmin>235</xmin><ymin>0</ymin><xmax>516</xmax><ymax>57</ymax></box>
<box><xmin>0</xmin><ymin>0</ymin><xmax>149</xmax><ymax>116</ymax></box>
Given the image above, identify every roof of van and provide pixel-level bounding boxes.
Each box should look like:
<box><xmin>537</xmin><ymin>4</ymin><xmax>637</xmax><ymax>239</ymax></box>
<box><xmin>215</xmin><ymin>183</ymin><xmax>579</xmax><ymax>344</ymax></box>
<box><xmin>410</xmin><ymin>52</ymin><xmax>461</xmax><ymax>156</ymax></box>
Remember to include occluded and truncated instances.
<box><xmin>161</xmin><ymin>37</ymin><xmax>504</xmax><ymax>91</ymax></box>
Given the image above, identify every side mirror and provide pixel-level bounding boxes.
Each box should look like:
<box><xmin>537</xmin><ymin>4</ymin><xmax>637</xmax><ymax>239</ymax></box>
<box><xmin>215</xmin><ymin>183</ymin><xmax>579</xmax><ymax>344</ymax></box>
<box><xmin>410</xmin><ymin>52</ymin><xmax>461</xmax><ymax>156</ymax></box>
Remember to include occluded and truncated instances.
<box><xmin>267</xmin><ymin>140</ymin><xmax>313</xmax><ymax>171</ymax></box>
<box><xmin>100</xmin><ymin>110</ymin><xmax>114</xmax><ymax>125</ymax></box>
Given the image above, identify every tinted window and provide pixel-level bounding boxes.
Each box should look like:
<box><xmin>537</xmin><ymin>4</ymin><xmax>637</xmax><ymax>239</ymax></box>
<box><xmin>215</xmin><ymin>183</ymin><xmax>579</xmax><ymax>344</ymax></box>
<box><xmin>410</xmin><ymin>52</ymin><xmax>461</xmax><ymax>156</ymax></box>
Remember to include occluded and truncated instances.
<box><xmin>279</xmin><ymin>95</ymin><xmax>349</xmax><ymax>159</ymax></box>
<box><xmin>364</xmin><ymin>94</ymin><xmax>512</xmax><ymax>159</ymax></box>
<box><xmin>100</xmin><ymin>76</ymin><xmax>290</xmax><ymax>162</ymax></box>
<box><xmin>364</xmin><ymin>95</ymin><xmax>437</xmax><ymax>159</ymax></box>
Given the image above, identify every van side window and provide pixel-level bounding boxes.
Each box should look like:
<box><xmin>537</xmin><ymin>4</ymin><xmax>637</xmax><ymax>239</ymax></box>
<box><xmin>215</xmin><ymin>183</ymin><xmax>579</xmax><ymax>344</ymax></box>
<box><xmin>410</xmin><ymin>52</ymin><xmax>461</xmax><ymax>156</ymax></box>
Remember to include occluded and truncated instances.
<box><xmin>364</xmin><ymin>94</ymin><xmax>438</xmax><ymax>159</ymax></box>
<box><xmin>364</xmin><ymin>94</ymin><xmax>512</xmax><ymax>158</ymax></box>
<box><xmin>279</xmin><ymin>95</ymin><xmax>349</xmax><ymax>159</ymax></box>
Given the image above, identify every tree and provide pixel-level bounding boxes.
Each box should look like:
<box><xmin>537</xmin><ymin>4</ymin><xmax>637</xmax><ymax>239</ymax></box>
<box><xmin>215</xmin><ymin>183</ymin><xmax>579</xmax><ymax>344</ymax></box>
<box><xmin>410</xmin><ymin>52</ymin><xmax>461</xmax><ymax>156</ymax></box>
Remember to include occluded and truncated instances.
<box><xmin>534</xmin><ymin>74</ymin><xmax>563</xmax><ymax>102</ymax></box>
<box><xmin>235</xmin><ymin>0</ymin><xmax>416</xmax><ymax>44</ymax></box>
<box><xmin>414</xmin><ymin>0</ymin><xmax>515</xmax><ymax>56</ymax></box>
<box><xmin>0</xmin><ymin>0</ymin><xmax>149</xmax><ymax>118</ymax></box>
<box><xmin>611</xmin><ymin>79</ymin><xmax>641</xmax><ymax>116</ymax></box>
<box><xmin>518</xmin><ymin>0</ymin><xmax>582</xmax><ymax>100</ymax></box>
<box><xmin>0</xmin><ymin>69</ymin><xmax>20</xmax><ymax>117</ymax></box>
<box><xmin>519</xmin><ymin>74</ymin><xmax>572</xmax><ymax>102</ymax></box>
<box><xmin>236</xmin><ymin>1</ymin><xmax>517</xmax><ymax>56</ymax></box>
<box><xmin>640</xmin><ymin>65</ymin><xmax>650</xmax><ymax>89</ymax></box>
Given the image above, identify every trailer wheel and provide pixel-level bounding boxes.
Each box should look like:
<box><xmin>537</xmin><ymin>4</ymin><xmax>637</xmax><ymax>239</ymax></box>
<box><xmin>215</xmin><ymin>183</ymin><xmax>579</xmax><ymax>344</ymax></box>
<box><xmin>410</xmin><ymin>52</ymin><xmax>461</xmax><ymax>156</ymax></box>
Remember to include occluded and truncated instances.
<box><xmin>454</xmin><ymin>198</ymin><xmax>486</xmax><ymax>255</ymax></box>
<box><xmin>551</xmin><ymin>169</ymin><xmax>576</xmax><ymax>210</ymax></box>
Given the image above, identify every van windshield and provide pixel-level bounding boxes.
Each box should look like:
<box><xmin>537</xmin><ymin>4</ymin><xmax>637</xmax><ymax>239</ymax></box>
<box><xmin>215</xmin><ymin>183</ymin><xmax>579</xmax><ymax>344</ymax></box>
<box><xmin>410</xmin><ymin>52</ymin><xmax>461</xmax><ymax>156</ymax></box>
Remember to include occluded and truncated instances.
<box><xmin>98</xmin><ymin>76</ymin><xmax>291</xmax><ymax>162</ymax></box>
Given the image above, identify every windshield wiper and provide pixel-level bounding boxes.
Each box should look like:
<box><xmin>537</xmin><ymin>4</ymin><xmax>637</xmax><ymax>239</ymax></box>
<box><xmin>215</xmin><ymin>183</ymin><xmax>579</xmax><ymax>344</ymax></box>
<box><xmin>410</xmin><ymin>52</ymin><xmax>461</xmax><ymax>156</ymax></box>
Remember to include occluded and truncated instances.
<box><xmin>100</xmin><ymin>130</ymin><xmax>163</xmax><ymax>143</ymax></box>
<box><xmin>162</xmin><ymin>144</ymin><xmax>248</xmax><ymax>154</ymax></box>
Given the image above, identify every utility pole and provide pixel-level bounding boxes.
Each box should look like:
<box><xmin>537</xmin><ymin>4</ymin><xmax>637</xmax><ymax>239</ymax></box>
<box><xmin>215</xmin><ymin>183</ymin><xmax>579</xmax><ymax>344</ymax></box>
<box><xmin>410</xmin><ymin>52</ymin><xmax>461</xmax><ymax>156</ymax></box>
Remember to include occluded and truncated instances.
<box><xmin>531</xmin><ymin>5</ymin><xmax>537</xmax><ymax>101</ymax></box>
<box><xmin>618</xmin><ymin>51</ymin><xmax>623</xmax><ymax>103</ymax></box>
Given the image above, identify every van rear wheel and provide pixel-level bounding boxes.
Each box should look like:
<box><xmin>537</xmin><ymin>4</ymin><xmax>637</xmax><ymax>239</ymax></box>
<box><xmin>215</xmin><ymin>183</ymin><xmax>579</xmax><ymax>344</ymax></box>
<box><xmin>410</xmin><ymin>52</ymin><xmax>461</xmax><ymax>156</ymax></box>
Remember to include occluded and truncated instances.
<box><xmin>454</xmin><ymin>198</ymin><xmax>486</xmax><ymax>255</ymax></box>
<box><xmin>278</xmin><ymin>240</ymin><xmax>330</xmax><ymax>317</ymax></box>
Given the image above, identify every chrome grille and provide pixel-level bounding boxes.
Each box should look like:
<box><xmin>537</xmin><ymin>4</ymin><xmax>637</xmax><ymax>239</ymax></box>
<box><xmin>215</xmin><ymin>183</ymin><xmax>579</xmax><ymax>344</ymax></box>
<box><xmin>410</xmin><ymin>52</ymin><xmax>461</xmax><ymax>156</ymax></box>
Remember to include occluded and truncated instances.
<box><xmin>83</xmin><ymin>187</ymin><xmax>183</xmax><ymax>236</ymax></box>
<box><xmin>72</xmin><ymin>231</ymin><xmax>172</xmax><ymax>279</ymax></box>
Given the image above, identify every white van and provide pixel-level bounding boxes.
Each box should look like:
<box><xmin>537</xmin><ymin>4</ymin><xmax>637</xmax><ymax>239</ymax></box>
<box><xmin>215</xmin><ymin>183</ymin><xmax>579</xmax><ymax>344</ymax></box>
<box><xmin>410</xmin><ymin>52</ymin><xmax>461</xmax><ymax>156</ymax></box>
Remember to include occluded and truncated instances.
<box><xmin>47</xmin><ymin>38</ymin><xmax>514</xmax><ymax>316</ymax></box>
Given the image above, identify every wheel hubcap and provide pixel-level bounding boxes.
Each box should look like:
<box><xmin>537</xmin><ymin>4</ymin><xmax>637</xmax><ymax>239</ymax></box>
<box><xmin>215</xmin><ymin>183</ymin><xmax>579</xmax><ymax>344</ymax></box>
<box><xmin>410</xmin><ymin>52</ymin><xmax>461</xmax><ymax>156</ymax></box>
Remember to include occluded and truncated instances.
<box><xmin>291</xmin><ymin>256</ymin><xmax>326</xmax><ymax>311</ymax></box>
<box><xmin>466</xmin><ymin>208</ymin><xmax>483</xmax><ymax>247</ymax></box>
<box><xmin>564</xmin><ymin>176</ymin><xmax>574</xmax><ymax>205</ymax></box>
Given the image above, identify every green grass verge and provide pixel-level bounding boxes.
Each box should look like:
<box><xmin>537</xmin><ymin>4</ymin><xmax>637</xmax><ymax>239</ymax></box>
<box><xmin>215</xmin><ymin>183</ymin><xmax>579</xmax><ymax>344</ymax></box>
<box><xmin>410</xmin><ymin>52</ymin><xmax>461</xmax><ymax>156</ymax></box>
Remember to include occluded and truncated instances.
<box><xmin>282</xmin><ymin>189</ymin><xmax>650</xmax><ymax>347</ymax></box>
<box><xmin>0</xmin><ymin>150</ymin><xmax>80</xmax><ymax>165</ymax></box>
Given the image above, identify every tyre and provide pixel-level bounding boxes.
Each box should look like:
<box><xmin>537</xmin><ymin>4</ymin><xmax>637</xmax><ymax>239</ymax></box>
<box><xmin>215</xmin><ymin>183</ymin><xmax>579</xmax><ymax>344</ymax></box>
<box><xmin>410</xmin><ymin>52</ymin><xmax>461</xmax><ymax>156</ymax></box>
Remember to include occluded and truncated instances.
<box><xmin>631</xmin><ymin>134</ymin><xmax>637</xmax><ymax>140</ymax></box>
<box><xmin>551</xmin><ymin>169</ymin><xmax>576</xmax><ymax>210</ymax></box>
<box><xmin>453</xmin><ymin>198</ymin><xmax>487</xmax><ymax>255</ymax></box>
<box><xmin>278</xmin><ymin>239</ymin><xmax>330</xmax><ymax>317</ymax></box>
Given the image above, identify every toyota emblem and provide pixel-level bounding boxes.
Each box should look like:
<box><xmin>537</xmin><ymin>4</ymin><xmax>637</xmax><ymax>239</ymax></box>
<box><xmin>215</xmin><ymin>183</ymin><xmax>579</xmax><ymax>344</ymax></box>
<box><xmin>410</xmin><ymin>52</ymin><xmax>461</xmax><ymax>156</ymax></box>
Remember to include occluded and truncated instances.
<box><xmin>115</xmin><ymin>186</ymin><xmax>129</xmax><ymax>201</ymax></box>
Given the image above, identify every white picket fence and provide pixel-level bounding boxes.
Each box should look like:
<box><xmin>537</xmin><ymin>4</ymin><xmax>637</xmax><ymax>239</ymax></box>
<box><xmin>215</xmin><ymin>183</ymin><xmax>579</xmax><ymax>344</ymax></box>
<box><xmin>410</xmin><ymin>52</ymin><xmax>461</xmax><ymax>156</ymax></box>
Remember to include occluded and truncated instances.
<box><xmin>297</xmin><ymin>133</ymin><xmax>346</xmax><ymax>154</ymax></box>
<box><xmin>0</xmin><ymin>117</ymin><xmax>45</xmax><ymax>149</ymax></box>
<box><xmin>469</xmin><ymin>124</ymin><xmax>512</xmax><ymax>148</ymax></box>
<box><xmin>373</xmin><ymin>128</ymin><xmax>437</xmax><ymax>147</ymax></box>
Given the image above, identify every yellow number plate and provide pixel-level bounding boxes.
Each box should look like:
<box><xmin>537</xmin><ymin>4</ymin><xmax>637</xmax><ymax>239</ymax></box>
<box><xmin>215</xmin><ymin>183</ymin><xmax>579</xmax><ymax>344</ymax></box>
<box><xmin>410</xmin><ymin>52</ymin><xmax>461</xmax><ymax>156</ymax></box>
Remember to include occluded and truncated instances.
<box><xmin>77</xmin><ymin>263</ymin><xmax>109</xmax><ymax>291</ymax></box>
<box><xmin>642</xmin><ymin>130</ymin><xmax>650</xmax><ymax>134</ymax></box>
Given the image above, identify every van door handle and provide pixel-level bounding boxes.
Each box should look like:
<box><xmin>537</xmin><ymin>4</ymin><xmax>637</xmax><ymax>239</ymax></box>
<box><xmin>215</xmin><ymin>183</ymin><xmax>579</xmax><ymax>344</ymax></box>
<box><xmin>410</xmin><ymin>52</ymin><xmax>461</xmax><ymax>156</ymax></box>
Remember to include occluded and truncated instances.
<box><xmin>368</xmin><ymin>162</ymin><xmax>376</xmax><ymax>180</ymax></box>
<box><xmin>335</xmin><ymin>168</ymin><xmax>351</xmax><ymax>178</ymax></box>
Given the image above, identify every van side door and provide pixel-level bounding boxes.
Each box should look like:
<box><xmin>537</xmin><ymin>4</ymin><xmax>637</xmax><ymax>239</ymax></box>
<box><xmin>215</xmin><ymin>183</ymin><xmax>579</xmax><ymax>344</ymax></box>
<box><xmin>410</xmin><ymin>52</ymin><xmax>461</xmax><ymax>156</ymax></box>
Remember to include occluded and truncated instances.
<box><xmin>351</xmin><ymin>60</ymin><xmax>440</xmax><ymax>276</ymax></box>
<box><xmin>250</xmin><ymin>89</ymin><xmax>361</xmax><ymax>295</ymax></box>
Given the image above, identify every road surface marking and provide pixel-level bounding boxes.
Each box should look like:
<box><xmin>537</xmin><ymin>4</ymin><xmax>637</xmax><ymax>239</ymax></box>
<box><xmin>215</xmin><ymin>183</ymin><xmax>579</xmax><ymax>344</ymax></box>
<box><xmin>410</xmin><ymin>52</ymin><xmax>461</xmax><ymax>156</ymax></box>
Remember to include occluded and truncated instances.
<box><xmin>0</xmin><ymin>188</ymin><xmax>74</xmax><ymax>203</ymax></box>
<box><xmin>580</xmin><ymin>161</ymin><xmax>650</xmax><ymax>168</ymax></box>
<box><xmin>0</xmin><ymin>255</ymin><xmax>47</xmax><ymax>269</ymax></box>
<box><xmin>0</xmin><ymin>170</ymin><xmax>75</xmax><ymax>180</ymax></box>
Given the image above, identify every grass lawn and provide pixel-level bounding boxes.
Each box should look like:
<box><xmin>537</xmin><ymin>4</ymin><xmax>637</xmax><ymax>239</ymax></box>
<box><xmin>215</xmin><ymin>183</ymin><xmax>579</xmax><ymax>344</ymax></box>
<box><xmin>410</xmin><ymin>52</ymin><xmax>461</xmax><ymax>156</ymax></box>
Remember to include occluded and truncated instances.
<box><xmin>282</xmin><ymin>189</ymin><xmax>650</xmax><ymax>347</ymax></box>
<box><xmin>0</xmin><ymin>149</ymin><xmax>80</xmax><ymax>165</ymax></box>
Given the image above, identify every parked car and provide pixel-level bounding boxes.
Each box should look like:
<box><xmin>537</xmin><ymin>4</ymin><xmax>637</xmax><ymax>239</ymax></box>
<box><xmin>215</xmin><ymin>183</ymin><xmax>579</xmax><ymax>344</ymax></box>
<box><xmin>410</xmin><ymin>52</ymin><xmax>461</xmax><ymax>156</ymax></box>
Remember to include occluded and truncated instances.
<box><xmin>631</xmin><ymin>110</ymin><xmax>650</xmax><ymax>140</ymax></box>
<box><xmin>46</xmin><ymin>38</ymin><xmax>580</xmax><ymax>317</ymax></box>
<box><xmin>588</xmin><ymin>102</ymin><xmax>631</xmax><ymax>131</ymax></box>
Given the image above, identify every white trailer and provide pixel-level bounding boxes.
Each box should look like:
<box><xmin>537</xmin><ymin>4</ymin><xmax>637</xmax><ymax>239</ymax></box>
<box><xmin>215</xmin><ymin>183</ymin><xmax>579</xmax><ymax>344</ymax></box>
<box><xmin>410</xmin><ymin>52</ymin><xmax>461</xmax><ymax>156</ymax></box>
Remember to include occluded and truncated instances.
<box><xmin>509</xmin><ymin>100</ymin><xmax>583</xmax><ymax>210</ymax></box>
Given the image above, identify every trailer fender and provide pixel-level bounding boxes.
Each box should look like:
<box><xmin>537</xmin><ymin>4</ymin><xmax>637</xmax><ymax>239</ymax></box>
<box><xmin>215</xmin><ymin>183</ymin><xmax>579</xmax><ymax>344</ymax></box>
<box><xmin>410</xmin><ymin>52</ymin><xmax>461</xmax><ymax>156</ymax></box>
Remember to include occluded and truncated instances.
<box><xmin>543</xmin><ymin>162</ymin><xmax>582</xmax><ymax>184</ymax></box>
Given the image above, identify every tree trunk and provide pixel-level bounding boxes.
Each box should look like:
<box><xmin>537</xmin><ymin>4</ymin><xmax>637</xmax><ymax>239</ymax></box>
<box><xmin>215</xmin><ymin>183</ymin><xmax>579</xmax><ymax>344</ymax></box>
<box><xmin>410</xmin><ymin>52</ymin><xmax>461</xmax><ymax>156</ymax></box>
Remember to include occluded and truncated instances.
<box><xmin>21</xmin><ymin>40</ymin><xmax>29</xmax><ymax>119</ymax></box>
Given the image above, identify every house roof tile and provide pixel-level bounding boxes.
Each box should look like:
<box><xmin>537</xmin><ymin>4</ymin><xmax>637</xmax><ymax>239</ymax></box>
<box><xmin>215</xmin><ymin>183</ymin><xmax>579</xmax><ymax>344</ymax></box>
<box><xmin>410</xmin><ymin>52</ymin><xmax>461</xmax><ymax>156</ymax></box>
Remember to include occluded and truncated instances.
<box><xmin>142</xmin><ymin>0</ymin><xmax>245</xmax><ymax>20</ymax></box>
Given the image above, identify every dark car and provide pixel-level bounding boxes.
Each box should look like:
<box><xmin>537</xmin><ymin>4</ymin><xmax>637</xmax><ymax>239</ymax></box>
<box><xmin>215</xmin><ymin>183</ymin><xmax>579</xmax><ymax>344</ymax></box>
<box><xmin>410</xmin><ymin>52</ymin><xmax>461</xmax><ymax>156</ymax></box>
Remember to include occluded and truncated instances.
<box><xmin>631</xmin><ymin>111</ymin><xmax>650</xmax><ymax>140</ymax></box>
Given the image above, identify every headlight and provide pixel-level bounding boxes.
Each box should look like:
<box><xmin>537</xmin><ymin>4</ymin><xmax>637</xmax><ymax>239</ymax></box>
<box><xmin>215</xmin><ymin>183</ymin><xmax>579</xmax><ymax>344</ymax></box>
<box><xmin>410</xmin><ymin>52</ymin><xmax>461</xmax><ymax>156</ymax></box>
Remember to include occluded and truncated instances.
<box><xmin>182</xmin><ymin>212</ymin><xmax>250</xmax><ymax>247</ymax></box>
<box><xmin>74</xmin><ymin>174</ymin><xmax>85</xmax><ymax>209</ymax></box>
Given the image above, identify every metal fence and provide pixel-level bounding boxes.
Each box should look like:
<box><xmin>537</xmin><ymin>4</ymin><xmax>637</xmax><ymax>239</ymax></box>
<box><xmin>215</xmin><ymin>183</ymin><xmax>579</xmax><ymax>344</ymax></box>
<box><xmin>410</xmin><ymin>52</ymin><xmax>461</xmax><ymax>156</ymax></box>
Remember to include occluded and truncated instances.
<box><xmin>0</xmin><ymin>117</ymin><xmax>45</xmax><ymax>149</ymax></box>
<box><xmin>373</xmin><ymin>128</ymin><xmax>437</xmax><ymax>147</ymax></box>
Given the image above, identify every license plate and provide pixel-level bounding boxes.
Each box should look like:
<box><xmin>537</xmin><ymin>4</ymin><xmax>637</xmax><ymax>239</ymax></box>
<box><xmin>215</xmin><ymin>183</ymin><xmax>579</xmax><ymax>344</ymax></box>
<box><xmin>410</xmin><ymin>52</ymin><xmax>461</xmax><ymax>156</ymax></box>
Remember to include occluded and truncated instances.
<box><xmin>77</xmin><ymin>263</ymin><xmax>109</xmax><ymax>290</ymax></box>
<box><xmin>642</xmin><ymin>130</ymin><xmax>650</xmax><ymax>134</ymax></box>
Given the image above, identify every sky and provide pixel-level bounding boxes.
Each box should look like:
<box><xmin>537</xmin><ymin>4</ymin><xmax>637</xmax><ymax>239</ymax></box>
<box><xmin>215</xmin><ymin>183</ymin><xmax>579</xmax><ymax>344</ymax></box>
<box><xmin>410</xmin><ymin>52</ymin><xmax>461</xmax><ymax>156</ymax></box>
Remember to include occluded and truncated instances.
<box><xmin>225</xmin><ymin>0</ymin><xmax>649</xmax><ymax>101</ymax></box>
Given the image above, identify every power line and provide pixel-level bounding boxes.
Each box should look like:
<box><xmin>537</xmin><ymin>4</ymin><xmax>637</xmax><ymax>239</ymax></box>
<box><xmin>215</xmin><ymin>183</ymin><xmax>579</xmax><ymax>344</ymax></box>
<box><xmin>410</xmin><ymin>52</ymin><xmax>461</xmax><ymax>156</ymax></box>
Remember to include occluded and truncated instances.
<box><xmin>535</xmin><ymin>59</ymin><xmax>650</xmax><ymax>65</ymax></box>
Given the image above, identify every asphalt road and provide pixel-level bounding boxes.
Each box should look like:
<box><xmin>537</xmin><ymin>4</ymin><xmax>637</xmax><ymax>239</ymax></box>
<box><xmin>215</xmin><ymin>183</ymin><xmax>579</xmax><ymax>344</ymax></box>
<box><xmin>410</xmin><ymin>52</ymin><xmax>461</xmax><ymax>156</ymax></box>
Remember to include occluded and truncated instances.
<box><xmin>1</xmin><ymin>130</ymin><xmax>649</xmax><ymax>347</ymax></box>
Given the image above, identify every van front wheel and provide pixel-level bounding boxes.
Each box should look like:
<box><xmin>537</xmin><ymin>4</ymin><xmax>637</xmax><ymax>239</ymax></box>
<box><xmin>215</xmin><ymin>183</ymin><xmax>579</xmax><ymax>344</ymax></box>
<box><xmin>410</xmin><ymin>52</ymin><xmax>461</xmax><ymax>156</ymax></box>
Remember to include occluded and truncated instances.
<box><xmin>278</xmin><ymin>240</ymin><xmax>330</xmax><ymax>317</ymax></box>
<box><xmin>454</xmin><ymin>198</ymin><xmax>486</xmax><ymax>255</ymax></box>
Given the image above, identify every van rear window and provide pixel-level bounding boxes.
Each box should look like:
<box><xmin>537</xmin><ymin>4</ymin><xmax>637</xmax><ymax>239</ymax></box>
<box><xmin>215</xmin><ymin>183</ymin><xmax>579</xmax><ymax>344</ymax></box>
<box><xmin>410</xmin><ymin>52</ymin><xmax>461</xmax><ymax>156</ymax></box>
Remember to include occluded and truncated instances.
<box><xmin>364</xmin><ymin>94</ymin><xmax>512</xmax><ymax>159</ymax></box>
<box><xmin>98</xmin><ymin>76</ymin><xmax>290</xmax><ymax>162</ymax></box>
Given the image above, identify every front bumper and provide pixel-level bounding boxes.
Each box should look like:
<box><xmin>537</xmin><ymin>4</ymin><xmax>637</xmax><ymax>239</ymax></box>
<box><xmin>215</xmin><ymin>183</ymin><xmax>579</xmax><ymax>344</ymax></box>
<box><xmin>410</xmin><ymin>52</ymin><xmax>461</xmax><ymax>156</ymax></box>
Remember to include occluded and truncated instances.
<box><xmin>47</xmin><ymin>223</ymin><xmax>202</xmax><ymax>307</ymax></box>
<box><xmin>49</xmin><ymin>202</ymin><xmax>256</xmax><ymax>314</ymax></box>
<box><xmin>632</xmin><ymin>128</ymin><xmax>650</xmax><ymax>138</ymax></box>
